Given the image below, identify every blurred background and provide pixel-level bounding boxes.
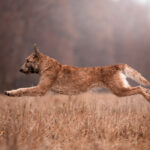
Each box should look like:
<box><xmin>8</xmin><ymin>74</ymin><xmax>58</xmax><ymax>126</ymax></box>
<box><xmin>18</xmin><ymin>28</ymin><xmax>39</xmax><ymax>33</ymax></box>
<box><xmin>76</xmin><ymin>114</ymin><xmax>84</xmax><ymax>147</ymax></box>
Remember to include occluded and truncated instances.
<box><xmin>0</xmin><ymin>0</ymin><xmax>150</xmax><ymax>92</ymax></box>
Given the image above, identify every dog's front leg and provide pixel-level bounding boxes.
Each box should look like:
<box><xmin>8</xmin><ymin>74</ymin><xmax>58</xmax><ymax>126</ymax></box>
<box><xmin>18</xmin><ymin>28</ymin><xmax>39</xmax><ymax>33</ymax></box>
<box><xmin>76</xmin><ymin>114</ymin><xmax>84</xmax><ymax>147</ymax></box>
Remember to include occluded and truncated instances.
<box><xmin>4</xmin><ymin>86</ymin><xmax>47</xmax><ymax>97</ymax></box>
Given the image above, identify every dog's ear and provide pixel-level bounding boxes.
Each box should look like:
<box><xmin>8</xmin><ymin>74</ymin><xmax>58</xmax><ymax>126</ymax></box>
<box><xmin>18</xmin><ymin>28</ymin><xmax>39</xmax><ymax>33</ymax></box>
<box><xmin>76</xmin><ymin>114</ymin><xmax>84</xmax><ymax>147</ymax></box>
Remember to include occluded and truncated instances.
<box><xmin>33</xmin><ymin>44</ymin><xmax>40</xmax><ymax>57</ymax></box>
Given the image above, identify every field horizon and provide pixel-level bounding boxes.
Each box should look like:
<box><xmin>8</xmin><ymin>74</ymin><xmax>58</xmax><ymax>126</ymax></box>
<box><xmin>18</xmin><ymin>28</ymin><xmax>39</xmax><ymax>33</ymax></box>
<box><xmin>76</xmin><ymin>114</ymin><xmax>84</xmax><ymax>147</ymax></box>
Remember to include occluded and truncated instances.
<box><xmin>0</xmin><ymin>92</ymin><xmax>149</xmax><ymax>150</ymax></box>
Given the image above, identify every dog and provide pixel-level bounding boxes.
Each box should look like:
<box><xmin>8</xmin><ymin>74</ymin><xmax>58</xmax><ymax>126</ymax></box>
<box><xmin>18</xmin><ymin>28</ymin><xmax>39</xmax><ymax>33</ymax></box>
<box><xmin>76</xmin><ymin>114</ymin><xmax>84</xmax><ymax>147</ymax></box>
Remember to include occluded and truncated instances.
<box><xmin>4</xmin><ymin>45</ymin><xmax>150</xmax><ymax>102</ymax></box>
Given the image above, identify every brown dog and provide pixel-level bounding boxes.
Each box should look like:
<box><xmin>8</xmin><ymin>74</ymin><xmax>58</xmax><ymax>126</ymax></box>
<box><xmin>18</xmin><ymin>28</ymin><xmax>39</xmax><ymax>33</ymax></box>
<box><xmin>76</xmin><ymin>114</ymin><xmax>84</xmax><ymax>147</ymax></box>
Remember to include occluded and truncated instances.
<box><xmin>4</xmin><ymin>45</ymin><xmax>150</xmax><ymax>102</ymax></box>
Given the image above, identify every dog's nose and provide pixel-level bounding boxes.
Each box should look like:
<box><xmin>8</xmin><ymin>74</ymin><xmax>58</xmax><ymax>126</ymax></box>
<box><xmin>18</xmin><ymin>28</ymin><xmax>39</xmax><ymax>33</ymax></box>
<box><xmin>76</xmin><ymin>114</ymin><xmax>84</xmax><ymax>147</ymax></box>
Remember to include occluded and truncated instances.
<box><xmin>20</xmin><ymin>69</ymin><xmax>23</xmax><ymax>72</ymax></box>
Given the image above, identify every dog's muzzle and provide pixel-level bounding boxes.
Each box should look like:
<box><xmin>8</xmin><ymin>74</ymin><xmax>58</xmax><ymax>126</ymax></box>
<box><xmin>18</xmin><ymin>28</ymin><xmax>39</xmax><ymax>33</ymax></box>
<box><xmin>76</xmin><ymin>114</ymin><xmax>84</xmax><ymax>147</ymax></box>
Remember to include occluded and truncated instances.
<box><xmin>19</xmin><ymin>68</ymin><xmax>39</xmax><ymax>74</ymax></box>
<box><xmin>19</xmin><ymin>68</ymin><xmax>28</xmax><ymax>74</ymax></box>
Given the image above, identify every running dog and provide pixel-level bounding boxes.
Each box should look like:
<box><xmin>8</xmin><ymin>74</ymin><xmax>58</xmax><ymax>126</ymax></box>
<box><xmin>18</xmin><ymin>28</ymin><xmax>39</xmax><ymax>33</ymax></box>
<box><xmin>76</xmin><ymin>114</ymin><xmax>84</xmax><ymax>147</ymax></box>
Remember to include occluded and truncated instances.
<box><xmin>4</xmin><ymin>45</ymin><xmax>150</xmax><ymax>102</ymax></box>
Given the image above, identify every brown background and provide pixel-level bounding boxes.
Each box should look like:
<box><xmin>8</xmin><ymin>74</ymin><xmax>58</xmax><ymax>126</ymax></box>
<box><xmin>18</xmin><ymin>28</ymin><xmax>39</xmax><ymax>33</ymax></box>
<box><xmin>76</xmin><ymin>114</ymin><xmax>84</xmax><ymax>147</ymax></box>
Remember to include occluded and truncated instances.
<box><xmin>0</xmin><ymin>0</ymin><xmax>150</xmax><ymax>92</ymax></box>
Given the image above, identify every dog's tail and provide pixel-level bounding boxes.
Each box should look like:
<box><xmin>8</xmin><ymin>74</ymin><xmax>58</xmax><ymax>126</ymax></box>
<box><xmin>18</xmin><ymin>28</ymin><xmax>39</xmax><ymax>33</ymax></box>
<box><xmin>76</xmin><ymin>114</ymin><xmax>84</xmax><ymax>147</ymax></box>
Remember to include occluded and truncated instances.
<box><xmin>121</xmin><ymin>64</ymin><xmax>150</xmax><ymax>86</ymax></box>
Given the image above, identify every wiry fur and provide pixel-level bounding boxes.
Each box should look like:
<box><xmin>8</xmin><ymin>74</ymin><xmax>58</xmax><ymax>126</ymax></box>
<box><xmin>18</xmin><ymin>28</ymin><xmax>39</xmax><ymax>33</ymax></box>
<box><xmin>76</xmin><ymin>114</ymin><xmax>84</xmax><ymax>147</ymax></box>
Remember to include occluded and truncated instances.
<box><xmin>4</xmin><ymin>45</ymin><xmax>150</xmax><ymax>102</ymax></box>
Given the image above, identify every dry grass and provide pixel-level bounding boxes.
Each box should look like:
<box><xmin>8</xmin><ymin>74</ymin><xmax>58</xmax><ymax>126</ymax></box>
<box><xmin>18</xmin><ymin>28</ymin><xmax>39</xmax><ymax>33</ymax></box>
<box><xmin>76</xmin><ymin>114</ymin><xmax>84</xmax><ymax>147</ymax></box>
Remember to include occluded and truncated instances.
<box><xmin>0</xmin><ymin>92</ymin><xmax>150</xmax><ymax>150</ymax></box>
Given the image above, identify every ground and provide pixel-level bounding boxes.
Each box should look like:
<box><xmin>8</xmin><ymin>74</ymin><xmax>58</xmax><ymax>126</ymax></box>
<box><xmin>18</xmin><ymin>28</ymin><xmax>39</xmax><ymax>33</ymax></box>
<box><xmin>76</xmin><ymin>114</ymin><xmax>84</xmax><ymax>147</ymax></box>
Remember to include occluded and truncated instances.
<box><xmin>0</xmin><ymin>92</ymin><xmax>149</xmax><ymax>150</ymax></box>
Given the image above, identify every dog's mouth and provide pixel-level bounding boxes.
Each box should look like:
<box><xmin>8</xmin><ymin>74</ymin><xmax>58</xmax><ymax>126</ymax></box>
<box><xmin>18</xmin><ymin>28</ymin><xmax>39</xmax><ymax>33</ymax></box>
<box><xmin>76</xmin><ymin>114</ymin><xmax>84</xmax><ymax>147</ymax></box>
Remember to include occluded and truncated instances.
<box><xmin>20</xmin><ymin>68</ymin><xmax>39</xmax><ymax>74</ymax></box>
<box><xmin>20</xmin><ymin>69</ymin><xmax>30</xmax><ymax>74</ymax></box>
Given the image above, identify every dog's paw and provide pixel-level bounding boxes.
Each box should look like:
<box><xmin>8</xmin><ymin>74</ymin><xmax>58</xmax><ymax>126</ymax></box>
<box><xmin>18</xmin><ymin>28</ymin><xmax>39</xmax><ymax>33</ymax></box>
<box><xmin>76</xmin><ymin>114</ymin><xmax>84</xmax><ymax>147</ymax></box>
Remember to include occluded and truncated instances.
<box><xmin>146</xmin><ymin>89</ymin><xmax>150</xmax><ymax>94</ymax></box>
<box><xmin>145</xmin><ymin>94</ymin><xmax>150</xmax><ymax>103</ymax></box>
<box><xmin>4</xmin><ymin>91</ymin><xmax>14</xmax><ymax>96</ymax></box>
<box><xmin>4</xmin><ymin>91</ymin><xmax>11</xmax><ymax>96</ymax></box>
<box><xmin>146</xmin><ymin>97</ymin><xmax>150</xmax><ymax>103</ymax></box>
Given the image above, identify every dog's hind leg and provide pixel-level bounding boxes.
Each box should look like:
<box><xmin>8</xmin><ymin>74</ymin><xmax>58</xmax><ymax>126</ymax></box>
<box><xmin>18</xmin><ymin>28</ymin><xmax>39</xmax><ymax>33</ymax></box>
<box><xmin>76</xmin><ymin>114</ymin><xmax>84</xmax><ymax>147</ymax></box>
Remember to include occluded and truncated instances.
<box><xmin>111</xmin><ymin>86</ymin><xmax>150</xmax><ymax>102</ymax></box>
<box><xmin>107</xmin><ymin>72</ymin><xmax>150</xmax><ymax>102</ymax></box>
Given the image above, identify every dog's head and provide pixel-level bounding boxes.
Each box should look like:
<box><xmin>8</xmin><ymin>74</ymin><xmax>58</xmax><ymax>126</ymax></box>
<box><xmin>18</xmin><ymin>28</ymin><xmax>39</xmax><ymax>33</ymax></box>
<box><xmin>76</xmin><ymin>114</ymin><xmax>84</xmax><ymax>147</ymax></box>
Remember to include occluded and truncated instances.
<box><xmin>20</xmin><ymin>44</ymin><xmax>41</xmax><ymax>74</ymax></box>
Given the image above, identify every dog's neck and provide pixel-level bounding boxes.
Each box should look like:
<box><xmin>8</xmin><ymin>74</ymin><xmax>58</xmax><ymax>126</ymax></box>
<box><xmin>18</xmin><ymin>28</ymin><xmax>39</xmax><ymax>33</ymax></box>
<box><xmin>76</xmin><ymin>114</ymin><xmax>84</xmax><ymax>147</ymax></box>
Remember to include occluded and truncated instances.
<box><xmin>39</xmin><ymin>55</ymin><xmax>61</xmax><ymax>76</ymax></box>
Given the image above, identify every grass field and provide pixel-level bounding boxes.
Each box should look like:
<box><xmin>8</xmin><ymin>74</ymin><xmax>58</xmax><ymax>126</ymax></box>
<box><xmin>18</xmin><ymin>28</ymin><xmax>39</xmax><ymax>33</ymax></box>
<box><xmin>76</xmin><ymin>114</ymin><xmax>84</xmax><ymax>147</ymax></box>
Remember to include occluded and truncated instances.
<box><xmin>0</xmin><ymin>92</ymin><xmax>150</xmax><ymax>150</ymax></box>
